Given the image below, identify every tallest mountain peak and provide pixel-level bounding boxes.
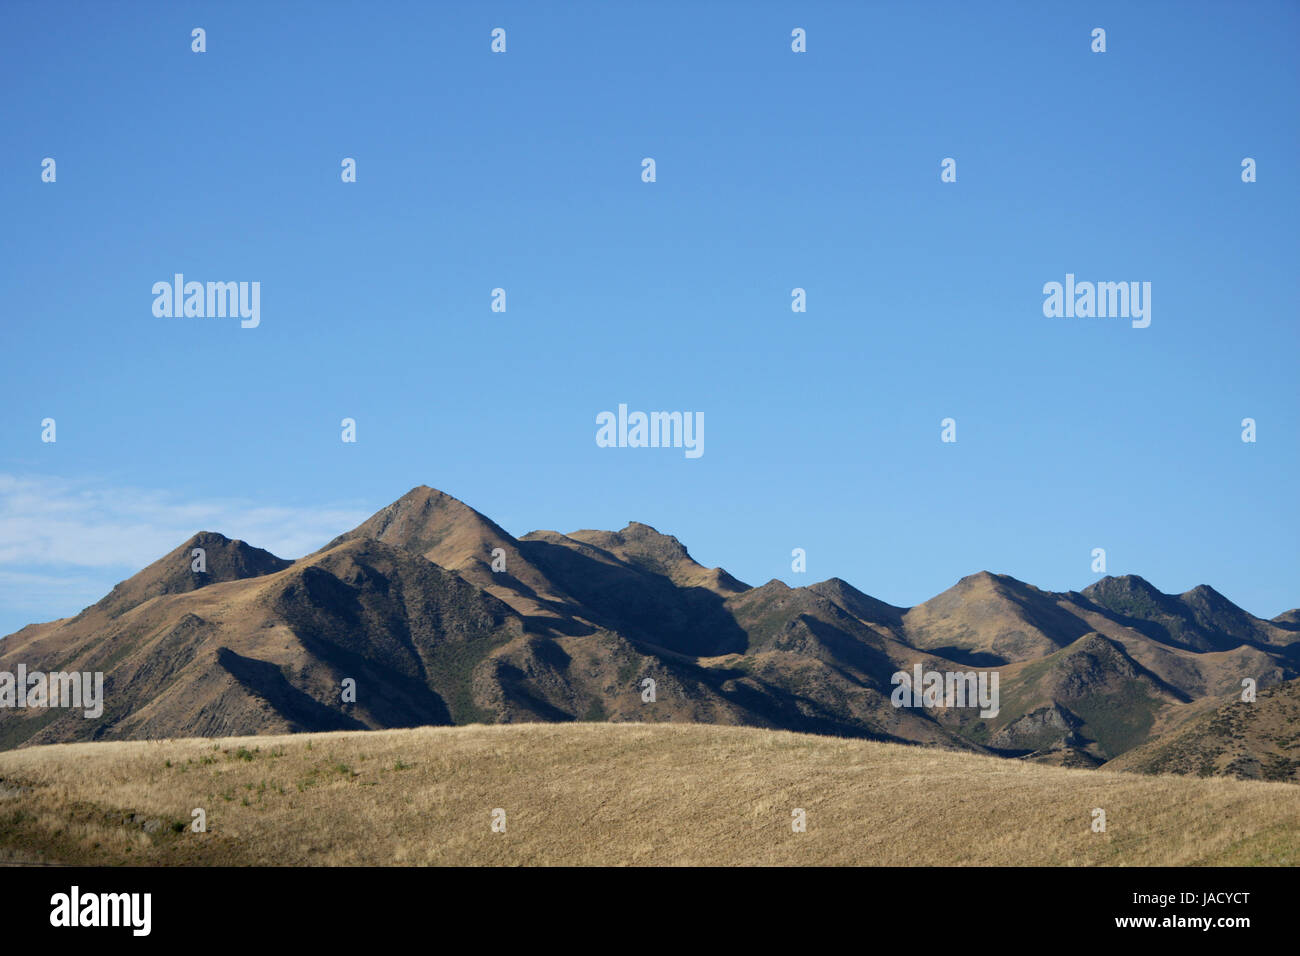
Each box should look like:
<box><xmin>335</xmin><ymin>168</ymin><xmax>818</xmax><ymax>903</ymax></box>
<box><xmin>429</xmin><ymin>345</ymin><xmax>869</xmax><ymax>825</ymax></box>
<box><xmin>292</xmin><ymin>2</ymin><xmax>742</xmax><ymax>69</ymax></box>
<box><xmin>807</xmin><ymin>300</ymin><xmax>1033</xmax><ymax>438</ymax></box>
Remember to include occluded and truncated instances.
<box><xmin>323</xmin><ymin>484</ymin><xmax>514</xmax><ymax>561</ymax></box>
<box><xmin>395</xmin><ymin>484</ymin><xmax>454</xmax><ymax>505</ymax></box>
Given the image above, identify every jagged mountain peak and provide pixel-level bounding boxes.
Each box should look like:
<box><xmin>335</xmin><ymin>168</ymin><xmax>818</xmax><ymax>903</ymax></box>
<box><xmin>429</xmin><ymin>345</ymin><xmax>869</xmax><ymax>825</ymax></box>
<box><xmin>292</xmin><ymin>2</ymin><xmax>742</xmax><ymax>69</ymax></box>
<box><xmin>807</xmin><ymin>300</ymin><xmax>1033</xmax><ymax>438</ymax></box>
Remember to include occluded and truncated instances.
<box><xmin>563</xmin><ymin>523</ymin><xmax>748</xmax><ymax>594</ymax></box>
<box><xmin>1083</xmin><ymin>574</ymin><xmax>1164</xmax><ymax>601</ymax></box>
<box><xmin>807</xmin><ymin>577</ymin><xmax>907</xmax><ymax>627</ymax></box>
<box><xmin>88</xmin><ymin>530</ymin><xmax>290</xmax><ymax>619</ymax></box>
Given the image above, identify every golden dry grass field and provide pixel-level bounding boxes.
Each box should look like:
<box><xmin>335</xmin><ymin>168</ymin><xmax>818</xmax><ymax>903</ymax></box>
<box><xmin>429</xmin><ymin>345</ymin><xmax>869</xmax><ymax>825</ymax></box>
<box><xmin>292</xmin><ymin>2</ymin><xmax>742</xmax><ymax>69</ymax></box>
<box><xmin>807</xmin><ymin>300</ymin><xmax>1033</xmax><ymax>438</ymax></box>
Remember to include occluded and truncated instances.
<box><xmin>1</xmin><ymin>723</ymin><xmax>1296</xmax><ymax>866</ymax></box>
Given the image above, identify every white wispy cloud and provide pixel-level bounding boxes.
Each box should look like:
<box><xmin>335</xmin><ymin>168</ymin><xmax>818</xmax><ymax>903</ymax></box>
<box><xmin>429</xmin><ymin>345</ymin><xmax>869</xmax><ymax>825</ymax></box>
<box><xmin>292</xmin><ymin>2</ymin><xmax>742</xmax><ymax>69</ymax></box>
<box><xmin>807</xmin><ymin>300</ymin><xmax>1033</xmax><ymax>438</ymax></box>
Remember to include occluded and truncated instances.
<box><xmin>0</xmin><ymin>474</ymin><xmax>371</xmax><ymax>632</ymax></box>
<box><xmin>0</xmin><ymin>569</ymin><xmax>107</xmax><ymax>618</ymax></box>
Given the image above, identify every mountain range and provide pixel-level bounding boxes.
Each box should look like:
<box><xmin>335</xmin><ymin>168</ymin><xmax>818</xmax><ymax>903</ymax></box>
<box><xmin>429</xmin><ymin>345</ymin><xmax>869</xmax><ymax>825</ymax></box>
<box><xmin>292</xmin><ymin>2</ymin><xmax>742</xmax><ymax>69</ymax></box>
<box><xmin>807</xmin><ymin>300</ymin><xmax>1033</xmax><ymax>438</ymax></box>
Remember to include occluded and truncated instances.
<box><xmin>2</xmin><ymin>485</ymin><xmax>1297</xmax><ymax>780</ymax></box>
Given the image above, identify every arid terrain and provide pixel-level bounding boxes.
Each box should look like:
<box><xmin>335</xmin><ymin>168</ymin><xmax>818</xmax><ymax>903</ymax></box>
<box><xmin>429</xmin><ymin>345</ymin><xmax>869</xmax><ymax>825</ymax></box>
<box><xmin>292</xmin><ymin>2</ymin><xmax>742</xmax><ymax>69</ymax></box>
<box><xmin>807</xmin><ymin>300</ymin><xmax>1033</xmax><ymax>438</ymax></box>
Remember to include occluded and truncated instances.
<box><xmin>1</xmin><ymin>723</ymin><xmax>1297</xmax><ymax>866</ymax></box>
<box><xmin>2</xmin><ymin>485</ymin><xmax>1297</xmax><ymax>786</ymax></box>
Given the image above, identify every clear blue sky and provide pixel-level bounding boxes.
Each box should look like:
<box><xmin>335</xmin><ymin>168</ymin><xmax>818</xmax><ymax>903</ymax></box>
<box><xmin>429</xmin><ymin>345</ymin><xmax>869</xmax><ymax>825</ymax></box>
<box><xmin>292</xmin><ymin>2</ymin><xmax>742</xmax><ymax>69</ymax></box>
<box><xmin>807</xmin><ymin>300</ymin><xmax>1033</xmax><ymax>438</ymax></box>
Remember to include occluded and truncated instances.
<box><xmin>1</xmin><ymin>1</ymin><xmax>1297</xmax><ymax>638</ymax></box>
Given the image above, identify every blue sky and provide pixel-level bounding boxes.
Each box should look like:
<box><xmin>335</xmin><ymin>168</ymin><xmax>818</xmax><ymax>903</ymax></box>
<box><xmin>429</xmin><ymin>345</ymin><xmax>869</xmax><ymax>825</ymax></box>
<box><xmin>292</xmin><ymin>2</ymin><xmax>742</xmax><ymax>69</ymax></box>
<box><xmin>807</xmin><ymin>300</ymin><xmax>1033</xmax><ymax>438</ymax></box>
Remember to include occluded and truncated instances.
<box><xmin>1</xmin><ymin>0</ymin><xmax>1297</xmax><ymax>637</ymax></box>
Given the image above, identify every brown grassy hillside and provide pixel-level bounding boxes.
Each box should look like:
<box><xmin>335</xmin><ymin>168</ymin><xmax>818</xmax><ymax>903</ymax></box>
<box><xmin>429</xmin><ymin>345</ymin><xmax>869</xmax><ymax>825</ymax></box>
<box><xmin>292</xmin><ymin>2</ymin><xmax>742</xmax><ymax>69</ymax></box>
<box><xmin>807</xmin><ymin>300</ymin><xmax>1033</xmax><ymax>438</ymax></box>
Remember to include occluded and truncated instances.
<box><xmin>0</xmin><ymin>723</ymin><xmax>1296</xmax><ymax>866</ymax></box>
<box><xmin>1106</xmin><ymin>678</ymin><xmax>1300</xmax><ymax>781</ymax></box>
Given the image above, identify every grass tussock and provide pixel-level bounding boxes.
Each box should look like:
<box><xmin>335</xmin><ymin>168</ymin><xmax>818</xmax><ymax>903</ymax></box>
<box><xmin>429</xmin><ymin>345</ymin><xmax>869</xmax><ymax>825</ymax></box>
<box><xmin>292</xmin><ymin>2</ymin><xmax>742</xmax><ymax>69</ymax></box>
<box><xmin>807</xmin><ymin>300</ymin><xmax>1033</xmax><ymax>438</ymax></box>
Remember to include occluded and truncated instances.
<box><xmin>0</xmin><ymin>723</ymin><xmax>1297</xmax><ymax>866</ymax></box>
